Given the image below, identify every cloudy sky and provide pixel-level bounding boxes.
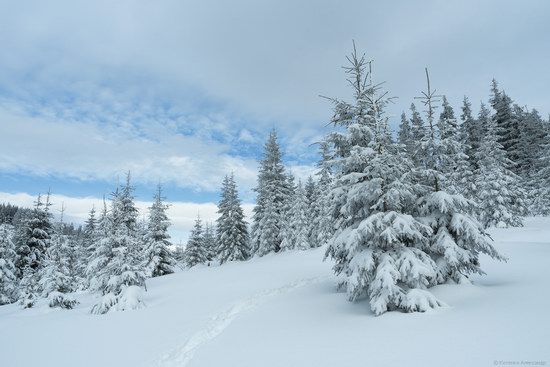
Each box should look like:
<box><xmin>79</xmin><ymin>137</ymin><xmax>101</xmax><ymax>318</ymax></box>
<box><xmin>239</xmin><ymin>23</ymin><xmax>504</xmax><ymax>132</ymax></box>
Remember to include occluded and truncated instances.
<box><xmin>1</xmin><ymin>0</ymin><xmax>549</xmax><ymax>242</ymax></box>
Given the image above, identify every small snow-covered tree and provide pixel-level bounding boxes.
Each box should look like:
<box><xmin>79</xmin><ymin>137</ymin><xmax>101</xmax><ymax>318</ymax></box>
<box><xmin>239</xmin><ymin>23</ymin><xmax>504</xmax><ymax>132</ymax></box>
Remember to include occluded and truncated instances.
<box><xmin>398</xmin><ymin>111</ymin><xmax>414</xmax><ymax>156</ymax></box>
<box><xmin>216</xmin><ymin>173</ymin><xmax>250</xmax><ymax>264</ymax></box>
<box><xmin>410</xmin><ymin>103</ymin><xmax>426</xmax><ymax>167</ymax></box>
<box><xmin>184</xmin><ymin>215</ymin><xmax>208</xmax><ymax>268</ymax></box>
<box><xmin>87</xmin><ymin>199</ymin><xmax>112</xmax><ymax>293</ymax></box>
<box><xmin>143</xmin><ymin>185</ymin><xmax>176</xmax><ymax>278</ymax></box>
<box><xmin>202</xmin><ymin>222</ymin><xmax>216</xmax><ymax>263</ymax></box>
<box><xmin>283</xmin><ymin>180</ymin><xmax>310</xmax><ymax>251</ymax></box>
<box><xmin>310</xmin><ymin>142</ymin><xmax>334</xmax><ymax>248</ymax></box>
<box><xmin>90</xmin><ymin>173</ymin><xmax>147</xmax><ymax>314</ymax></box>
<box><xmin>17</xmin><ymin>193</ymin><xmax>53</xmax><ymax>308</ymax></box>
<box><xmin>40</xmin><ymin>219</ymin><xmax>78</xmax><ymax>309</ymax></box>
<box><xmin>79</xmin><ymin>206</ymin><xmax>98</xmax><ymax>289</ymax></box>
<box><xmin>0</xmin><ymin>224</ymin><xmax>17</xmax><ymax>305</ymax></box>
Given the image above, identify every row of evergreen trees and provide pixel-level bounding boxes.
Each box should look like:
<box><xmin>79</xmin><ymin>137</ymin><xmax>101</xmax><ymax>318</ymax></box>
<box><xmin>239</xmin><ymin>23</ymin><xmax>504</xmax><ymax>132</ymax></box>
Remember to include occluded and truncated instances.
<box><xmin>0</xmin><ymin>132</ymin><xmax>335</xmax><ymax>313</ymax></box>
<box><xmin>0</xmin><ymin>180</ymin><xmax>174</xmax><ymax>312</ymax></box>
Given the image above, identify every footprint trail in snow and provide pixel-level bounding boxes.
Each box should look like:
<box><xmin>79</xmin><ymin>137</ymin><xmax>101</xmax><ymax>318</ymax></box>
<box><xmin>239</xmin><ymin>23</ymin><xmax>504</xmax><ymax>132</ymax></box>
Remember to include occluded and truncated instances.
<box><xmin>153</xmin><ymin>277</ymin><xmax>324</xmax><ymax>367</ymax></box>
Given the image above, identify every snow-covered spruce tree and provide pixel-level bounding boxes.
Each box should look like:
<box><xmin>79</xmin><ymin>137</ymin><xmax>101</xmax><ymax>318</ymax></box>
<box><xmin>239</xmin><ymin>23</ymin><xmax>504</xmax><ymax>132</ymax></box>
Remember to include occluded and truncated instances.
<box><xmin>202</xmin><ymin>222</ymin><xmax>216</xmax><ymax>263</ymax></box>
<box><xmin>304</xmin><ymin>176</ymin><xmax>318</xmax><ymax>245</ymax></box>
<box><xmin>279</xmin><ymin>171</ymin><xmax>296</xmax><ymax>253</ymax></box>
<box><xmin>516</xmin><ymin>107</ymin><xmax>547</xmax><ymax>212</ymax></box>
<box><xmin>533</xmin><ymin>134</ymin><xmax>550</xmax><ymax>214</ymax></box>
<box><xmin>40</xmin><ymin>219</ymin><xmax>78</xmax><ymax>309</ymax></box>
<box><xmin>184</xmin><ymin>215</ymin><xmax>208</xmax><ymax>268</ymax></box>
<box><xmin>258</xmin><ymin>198</ymin><xmax>279</xmax><ymax>257</ymax></box>
<box><xmin>305</xmin><ymin>176</ymin><xmax>316</xmax><ymax>208</ymax></box>
<box><xmin>86</xmin><ymin>199</ymin><xmax>111</xmax><ymax>293</ymax></box>
<box><xmin>398</xmin><ymin>111</ymin><xmax>414</xmax><ymax>156</ymax></box>
<box><xmin>17</xmin><ymin>193</ymin><xmax>53</xmax><ymax>308</ymax></box>
<box><xmin>437</xmin><ymin>96</ymin><xmax>475</xmax><ymax>197</ymax></box>
<box><xmin>216</xmin><ymin>173</ymin><xmax>250</xmax><ymax>264</ymax></box>
<box><xmin>90</xmin><ymin>174</ymin><xmax>147</xmax><ymax>314</ymax></box>
<box><xmin>413</xmin><ymin>72</ymin><xmax>506</xmax><ymax>284</ymax></box>
<box><xmin>490</xmin><ymin>80</ymin><xmax>521</xmax><ymax>174</ymax></box>
<box><xmin>143</xmin><ymin>184</ymin><xmax>176</xmax><ymax>278</ymax></box>
<box><xmin>250</xmin><ymin>131</ymin><xmax>291</xmax><ymax>256</ymax></box>
<box><xmin>410</xmin><ymin>103</ymin><xmax>427</xmax><ymax>167</ymax></box>
<box><xmin>474</xmin><ymin>103</ymin><xmax>525</xmax><ymax>228</ymax></box>
<box><xmin>310</xmin><ymin>141</ymin><xmax>334</xmax><ymax>248</ymax></box>
<box><xmin>59</xmin><ymin>203</ymin><xmax>84</xmax><ymax>290</ymax></box>
<box><xmin>324</xmin><ymin>47</ymin><xmax>446</xmax><ymax>315</ymax></box>
<box><xmin>0</xmin><ymin>224</ymin><xmax>17</xmax><ymax>305</ymax></box>
<box><xmin>79</xmin><ymin>206</ymin><xmax>98</xmax><ymax>289</ymax></box>
<box><xmin>460</xmin><ymin>96</ymin><xmax>483</xmax><ymax>170</ymax></box>
<box><xmin>282</xmin><ymin>180</ymin><xmax>311</xmax><ymax>251</ymax></box>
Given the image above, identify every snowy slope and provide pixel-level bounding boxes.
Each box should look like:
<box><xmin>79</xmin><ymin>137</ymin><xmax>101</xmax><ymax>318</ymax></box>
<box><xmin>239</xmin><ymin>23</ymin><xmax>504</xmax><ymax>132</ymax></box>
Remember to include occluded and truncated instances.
<box><xmin>1</xmin><ymin>218</ymin><xmax>549</xmax><ymax>367</ymax></box>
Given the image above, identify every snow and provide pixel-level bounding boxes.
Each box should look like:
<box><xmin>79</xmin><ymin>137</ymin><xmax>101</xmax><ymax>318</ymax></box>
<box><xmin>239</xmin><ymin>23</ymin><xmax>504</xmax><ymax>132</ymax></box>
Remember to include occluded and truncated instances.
<box><xmin>1</xmin><ymin>218</ymin><xmax>550</xmax><ymax>367</ymax></box>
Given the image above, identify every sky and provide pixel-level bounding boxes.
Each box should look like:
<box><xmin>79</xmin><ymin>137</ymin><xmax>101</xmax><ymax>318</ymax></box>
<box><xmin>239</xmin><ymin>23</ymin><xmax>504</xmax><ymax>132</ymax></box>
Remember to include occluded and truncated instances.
<box><xmin>1</xmin><ymin>0</ymin><xmax>549</xmax><ymax>242</ymax></box>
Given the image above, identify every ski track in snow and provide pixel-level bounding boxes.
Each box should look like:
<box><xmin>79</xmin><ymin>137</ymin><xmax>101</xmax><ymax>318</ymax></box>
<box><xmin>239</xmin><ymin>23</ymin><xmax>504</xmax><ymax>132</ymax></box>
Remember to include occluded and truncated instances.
<box><xmin>152</xmin><ymin>277</ymin><xmax>324</xmax><ymax>367</ymax></box>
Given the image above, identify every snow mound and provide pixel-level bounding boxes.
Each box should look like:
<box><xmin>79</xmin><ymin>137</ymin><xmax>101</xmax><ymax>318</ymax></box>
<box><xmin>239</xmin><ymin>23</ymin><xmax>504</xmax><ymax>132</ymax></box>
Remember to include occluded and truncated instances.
<box><xmin>48</xmin><ymin>291</ymin><xmax>79</xmax><ymax>309</ymax></box>
<box><xmin>113</xmin><ymin>285</ymin><xmax>146</xmax><ymax>312</ymax></box>
<box><xmin>400</xmin><ymin>288</ymin><xmax>446</xmax><ymax>313</ymax></box>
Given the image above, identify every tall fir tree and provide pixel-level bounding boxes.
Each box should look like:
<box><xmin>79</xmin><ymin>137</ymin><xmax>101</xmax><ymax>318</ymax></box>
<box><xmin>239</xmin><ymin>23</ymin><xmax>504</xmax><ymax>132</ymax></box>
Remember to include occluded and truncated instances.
<box><xmin>143</xmin><ymin>184</ymin><xmax>176</xmax><ymax>277</ymax></box>
<box><xmin>516</xmin><ymin>107</ymin><xmax>547</xmax><ymax>211</ymax></box>
<box><xmin>216</xmin><ymin>173</ymin><xmax>250</xmax><ymax>264</ymax></box>
<box><xmin>324</xmin><ymin>47</ymin><xmax>448</xmax><ymax>315</ymax></box>
<box><xmin>490</xmin><ymin>80</ymin><xmax>521</xmax><ymax>174</ymax></box>
<box><xmin>459</xmin><ymin>96</ymin><xmax>483</xmax><ymax>170</ymax></box>
<box><xmin>250</xmin><ymin>131</ymin><xmax>291</xmax><ymax>256</ymax></box>
<box><xmin>475</xmin><ymin>103</ymin><xmax>526</xmax><ymax>228</ymax></box>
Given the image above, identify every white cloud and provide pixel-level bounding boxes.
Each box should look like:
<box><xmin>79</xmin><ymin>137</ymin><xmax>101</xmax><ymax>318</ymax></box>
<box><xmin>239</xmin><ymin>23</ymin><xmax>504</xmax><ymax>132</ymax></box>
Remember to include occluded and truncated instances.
<box><xmin>237</xmin><ymin>129</ymin><xmax>257</xmax><ymax>144</ymax></box>
<box><xmin>1</xmin><ymin>0</ymin><xmax>548</xmax><ymax>131</ymax></box>
<box><xmin>0</xmin><ymin>106</ymin><xmax>259</xmax><ymax>193</ymax></box>
<box><xmin>0</xmin><ymin>191</ymin><xmax>254</xmax><ymax>244</ymax></box>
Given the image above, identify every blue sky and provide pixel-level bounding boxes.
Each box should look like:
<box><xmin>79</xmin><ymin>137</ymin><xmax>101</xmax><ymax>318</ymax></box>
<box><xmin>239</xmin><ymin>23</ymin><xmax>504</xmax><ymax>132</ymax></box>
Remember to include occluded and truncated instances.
<box><xmin>1</xmin><ymin>0</ymin><xmax>549</xmax><ymax>240</ymax></box>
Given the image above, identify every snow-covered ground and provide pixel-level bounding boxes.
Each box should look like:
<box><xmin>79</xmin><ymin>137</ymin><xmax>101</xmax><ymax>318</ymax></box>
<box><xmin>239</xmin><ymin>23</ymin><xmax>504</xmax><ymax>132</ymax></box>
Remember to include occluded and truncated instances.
<box><xmin>1</xmin><ymin>218</ymin><xmax>549</xmax><ymax>367</ymax></box>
